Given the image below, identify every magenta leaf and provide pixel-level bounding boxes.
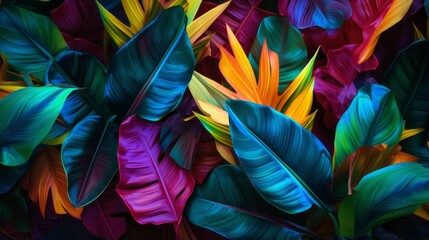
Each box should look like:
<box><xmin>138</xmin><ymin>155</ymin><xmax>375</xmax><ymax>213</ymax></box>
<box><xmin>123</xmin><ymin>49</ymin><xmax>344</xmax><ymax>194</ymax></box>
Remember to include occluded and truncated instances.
<box><xmin>116</xmin><ymin>115</ymin><xmax>195</xmax><ymax>228</ymax></box>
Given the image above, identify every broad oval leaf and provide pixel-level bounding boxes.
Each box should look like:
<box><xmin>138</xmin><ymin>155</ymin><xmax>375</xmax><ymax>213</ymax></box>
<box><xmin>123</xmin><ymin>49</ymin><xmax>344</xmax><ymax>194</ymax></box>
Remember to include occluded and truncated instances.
<box><xmin>227</xmin><ymin>100</ymin><xmax>332</xmax><ymax>214</ymax></box>
<box><xmin>334</xmin><ymin>84</ymin><xmax>403</xmax><ymax>168</ymax></box>
<box><xmin>0</xmin><ymin>6</ymin><xmax>68</xmax><ymax>80</ymax></box>
<box><xmin>186</xmin><ymin>165</ymin><xmax>309</xmax><ymax>240</ymax></box>
<box><xmin>46</xmin><ymin>50</ymin><xmax>109</xmax><ymax>127</ymax></box>
<box><xmin>249</xmin><ymin>16</ymin><xmax>307</xmax><ymax>93</ymax></box>
<box><xmin>0</xmin><ymin>86</ymin><xmax>75</xmax><ymax>166</ymax></box>
<box><xmin>338</xmin><ymin>162</ymin><xmax>429</xmax><ymax>238</ymax></box>
<box><xmin>62</xmin><ymin>114</ymin><xmax>119</xmax><ymax>207</ymax></box>
<box><xmin>279</xmin><ymin>0</ymin><xmax>352</xmax><ymax>29</ymax></box>
<box><xmin>383</xmin><ymin>40</ymin><xmax>429</xmax><ymax>166</ymax></box>
<box><xmin>116</xmin><ymin>115</ymin><xmax>195</xmax><ymax>227</ymax></box>
<box><xmin>105</xmin><ymin>6</ymin><xmax>195</xmax><ymax>121</ymax></box>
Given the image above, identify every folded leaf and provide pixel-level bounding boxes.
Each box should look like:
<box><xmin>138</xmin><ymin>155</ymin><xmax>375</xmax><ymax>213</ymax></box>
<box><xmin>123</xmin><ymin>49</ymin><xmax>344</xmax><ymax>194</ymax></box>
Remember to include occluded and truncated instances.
<box><xmin>227</xmin><ymin>100</ymin><xmax>332</xmax><ymax>214</ymax></box>
<box><xmin>383</xmin><ymin>40</ymin><xmax>429</xmax><ymax>166</ymax></box>
<box><xmin>249</xmin><ymin>16</ymin><xmax>308</xmax><ymax>93</ymax></box>
<box><xmin>334</xmin><ymin>84</ymin><xmax>403</xmax><ymax>168</ymax></box>
<box><xmin>116</xmin><ymin>115</ymin><xmax>195</xmax><ymax>227</ymax></box>
<box><xmin>105</xmin><ymin>6</ymin><xmax>195</xmax><ymax>121</ymax></box>
<box><xmin>339</xmin><ymin>162</ymin><xmax>429</xmax><ymax>238</ymax></box>
<box><xmin>62</xmin><ymin>114</ymin><xmax>119</xmax><ymax>207</ymax></box>
<box><xmin>186</xmin><ymin>165</ymin><xmax>309</xmax><ymax>240</ymax></box>
<box><xmin>0</xmin><ymin>86</ymin><xmax>75</xmax><ymax>166</ymax></box>
<box><xmin>279</xmin><ymin>0</ymin><xmax>352</xmax><ymax>29</ymax></box>
<box><xmin>0</xmin><ymin>6</ymin><xmax>68</xmax><ymax>80</ymax></box>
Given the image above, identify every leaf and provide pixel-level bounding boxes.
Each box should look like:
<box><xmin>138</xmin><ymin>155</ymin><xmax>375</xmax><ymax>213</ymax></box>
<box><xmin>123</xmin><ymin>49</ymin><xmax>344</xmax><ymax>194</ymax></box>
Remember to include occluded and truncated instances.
<box><xmin>279</xmin><ymin>0</ymin><xmax>352</xmax><ymax>29</ymax></box>
<box><xmin>45</xmin><ymin>50</ymin><xmax>110</xmax><ymax>127</ymax></box>
<box><xmin>0</xmin><ymin>0</ymin><xmax>56</xmax><ymax>16</ymax></box>
<box><xmin>383</xmin><ymin>40</ymin><xmax>429</xmax><ymax>166</ymax></box>
<box><xmin>105</xmin><ymin>6</ymin><xmax>195</xmax><ymax>121</ymax></box>
<box><xmin>116</xmin><ymin>115</ymin><xmax>195</xmax><ymax>227</ymax></box>
<box><xmin>27</xmin><ymin>146</ymin><xmax>83</xmax><ymax>219</ymax></box>
<box><xmin>0</xmin><ymin>188</ymin><xmax>30</xmax><ymax>233</ymax></box>
<box><xmin>333</xmin><ymin>84</ymin><xmax>403</xmax><ymax>168</ymax></box>
<box><xmin>249</xmin><ymin>16</ymin><xmax>308</xmax><ymax>93</ymax></box>
<box><xmin>62</xmin><ymin>114</ymin><xmax>119</xmax><ymax>207</ymax></box>
<box><xmin>0</xmin><ymin>159</ymin><xmax>31</xmax><ymax>194</ymax></box>
<box><xmin>338</xmin><ymin>162</ymin><xmax>429</xmax><ymax>238</ymax></box>
<box><xmin>0</xmin><ymin>86</ymin><xmax>75</xmax><ymax>166</ymax></box>
<box><xmin>185</xmin><ymin>165</ymin><xmax>310</xmax><ymax>240</ymax></box>
<box><xmin>227</xmin><ymin>100</ymin><xmax>332</xmax><ymax>214</ymax></box>
<box><xmin>81</xmin><ymin>178</ymin><xmax>128</xmax><ymax>240</ymax></box>
<box><xmin>38</xmin><ymin>215</ymin><xmax>104</xmax><ymax>240</ymax></box>
<box><xmin>0</xmin><ymin>6</ymin><xmax>68</xmax><ymax>80</ymax></box>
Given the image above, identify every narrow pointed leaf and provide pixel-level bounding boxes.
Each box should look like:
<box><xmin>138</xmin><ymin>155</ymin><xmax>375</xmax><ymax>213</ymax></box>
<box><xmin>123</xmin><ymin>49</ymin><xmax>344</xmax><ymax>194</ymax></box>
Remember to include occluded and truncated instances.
<box><xmin>105</xmin><ymin>6</ymin><xmax>195</xmax><ymax>121</ymax></box>
<box><xmin>116</xmin><ymin>115</ymin><xmax>195</xmax><ymax>227</ymax></box>
<box><xmin>249</xmin><ymin>16</ymin><xmax>307</xmax><ymax>93</ymax></box>
<box><xmin>383</xmin><ymin>40</ymin><xmax>429</xmax><ymax>166</ymax></box>
<box><xmin>0</xmin><ymin>86</ymin><xmax>75</xmax><ymax>166</ymax></box>
<box><xmin>227</xmin><ymin>100</ymin><xmax>332</xmax><ymax>214</ymax></box>
<box><xmin>0</xmin><ymin>6</ymin><xmax>68</xmax><ymax>80</ymax></box>
<box><xmin>334</xmin><ymin>84</ymin><xmax>403</xmax><ymax>168</ymax></box>
<box><xmin>62</xmin><ymin>114</ymin><xmax>119</xmax><ymax>207</ymax></box>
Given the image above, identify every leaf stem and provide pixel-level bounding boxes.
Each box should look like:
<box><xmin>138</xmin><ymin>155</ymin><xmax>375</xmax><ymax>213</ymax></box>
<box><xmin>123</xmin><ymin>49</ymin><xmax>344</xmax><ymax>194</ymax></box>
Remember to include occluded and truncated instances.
<box><xmin>328</xmin><ymin>211</ymin><xmax>340</xmax><ymax>237</ymax></box>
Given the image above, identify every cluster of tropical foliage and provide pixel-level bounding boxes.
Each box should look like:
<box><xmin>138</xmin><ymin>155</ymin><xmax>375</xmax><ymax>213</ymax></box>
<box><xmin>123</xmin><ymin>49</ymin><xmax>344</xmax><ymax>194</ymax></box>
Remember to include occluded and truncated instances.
<box><xmin>1</xmin><ymin>0</ymin><xmax>429</xmax><ymax>239</ymax></box>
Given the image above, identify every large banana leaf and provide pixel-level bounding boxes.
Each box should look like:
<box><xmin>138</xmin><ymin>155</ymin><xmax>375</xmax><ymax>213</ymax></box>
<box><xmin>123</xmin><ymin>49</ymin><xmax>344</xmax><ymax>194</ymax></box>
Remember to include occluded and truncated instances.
<box><xmin>227</xmin><ymin>100</ymin><xmax>332</xmax><ymax>214</ymax></box>
<box><xmin>338</xmin><ymin>162</ymin><xmax>429</xmax><ymax>238</ymax></box>
<box><xmin>105</xmin><ymin>6</ymin><xmax>195</xmax><ymax>121</ymax></box>
<box><xmin>186</xmin><ymin>165</ymin><xmax>311</xmax><ymax>240</ymax></box>
<box><xmin>249</xmin><ymin>16</ymin><xmax>308</xmax><ymax>93</ymax></box>
<box><xmin>62</xmin><ymin>114</ymin><xmax>119</xmax><ymax>207</ymax></box>
<box><xmin>0</xmin><ymin>6</ymin><xmax>68</xmax><ymax>80</ymax></box>
<box><xmin>116</xmin><ymin>115</ymin><xmax>195</xmax><ymax>227</ymax></box>
<box><xmin>383</xmin><ymin>40</ymin><xmax>429</xmax><ymax>166</ymax></box>
<box><xmin>333</xmin><ymin>84</ymin><xmax>403</xmax><ymax>168</ymax></box>
<box><xmin>0</xmin><ymin>86</ymin><xmax>75</xmax><ymax>166</ymax></box>
<box><xmin>45</xmin><ymin>50</ymin><xmax>110</xmax><ymax>127</ymax></box>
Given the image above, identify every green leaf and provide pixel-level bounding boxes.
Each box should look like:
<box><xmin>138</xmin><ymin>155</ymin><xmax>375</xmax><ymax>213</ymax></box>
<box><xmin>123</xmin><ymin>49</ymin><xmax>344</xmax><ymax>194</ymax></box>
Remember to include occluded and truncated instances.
<box><xmin>185</xmin><ymin>165</ymin><xmax>310</xmax><ymax>240</ymax></box>
<box><xmin>0</xmin><ymin>86</ymin><xmax>75</xmax><ymax>166</ymax></box>
<box><xmin>105</xmin><ymin>6</ymin><xmax>195</xmax><ymax>121</ymax></box>
<box><xmin>338</xmin><ymin>162</ymin><xmax>429</xmax><ymax>238</ymax></box>
<box><xmin>0</xmin><ymin>6</ymin><xmax>68</xmax><ymax>80</ymax></box>
<box><xmin>334</xmin><ymin>84</ymin><xmax>403</xmax><ymax>168</ymax></box>
<box><xmin>0</xmin><ymin>187</ymin><xmax>30</xmax><ymax>233</ymax></box>
<box><xmin>62</xmin><ymin>114</ymin><xmax>118</xmax><ymax>207</ymax></box>
<box><xmin>383</xmin><ymin>40</ymin><xmax>429</xmax><ymax>166</ymax></box>
<box><xmin>249</xmin><ymin>16</ymin><xmax>308</xmax><ymax>93</ymax></box>
<box><xmin>227</xmin><ymin>100</ymin><xmax>332</xmax><ymax>214</ymax></box>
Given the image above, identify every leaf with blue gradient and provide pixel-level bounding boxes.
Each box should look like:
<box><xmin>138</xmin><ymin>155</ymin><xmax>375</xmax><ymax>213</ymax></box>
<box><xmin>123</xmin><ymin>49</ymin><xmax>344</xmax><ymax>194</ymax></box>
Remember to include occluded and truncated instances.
<box><xmin>62</xmin><ymin>114</ymin><xmax>118</xmax><ymax>207</ymax></box>
<box><xmin>0</xmin><ymin>6</ymin><xmax>68</xmax><ymax>80</ymax></box>
<box><xmin>0</xmin><ymin>161</ymin><xmax>31</xmax><ymax>194</ymax></box>
<box><xmin>383</xmin><ymin>40</ymin><xmax>429</xmax><ymax>166</ymax></box>
<box><xmin>334</xmin><ymin>84</ymin><xmax>403</xmax><ymax>168</ymax></box>
<box><xmin>227</xmin><ymin>100</ymin><xmax>332</xmax><ymax>214</ymax></box>
<box><xmin>338</xmin><ymin>163</ymin><xmax>429</xmax><ymax>238</ymax></box>
<box><xmin>0</xmin><ymin>86</ymin><xmax>75</xmax><ymax>166</ymax></box>
<box><xmin>186</xmin><ymin>165</ymin><xmax>310</xmax><ymax>240</ymax></box>
<box><xmin>279</xmin><ymin>0</ymin><xmax>352</xmax><ymax>29</ymax></box>
<box><xmin>105</xmin><ymin>6</ymin><xmax>195</xmax><ymax>121</ymax></box>
<box><xmin>46</xmin><ymin>50</ymin><xmax>110</xmax><ymax>127</ymax></box>
<box><xmin>249</xmin><ymin>16</ymin><xmax>307</xmax><ymax>93</ymax></box>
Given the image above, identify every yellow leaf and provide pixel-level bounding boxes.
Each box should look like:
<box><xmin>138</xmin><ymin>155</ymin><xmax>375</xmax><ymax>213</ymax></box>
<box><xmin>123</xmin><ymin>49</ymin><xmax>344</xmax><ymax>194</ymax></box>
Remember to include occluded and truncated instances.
<box><xmin>186</xmin><ymin>0</ymin><xmax>202</xmax><ymax>24</ymax></box>
<box><xmin>400</xmin><ymin>128</ymin><xmax>425</xmax><ymax>141</ymax></box>
<box><xmin>0</xmin><ymin>81</ymin><xmax>26</xmax><ymax>92</ymax></box>
<box><xmin>142</xmin><ymin>0</ymin><xmax>165</xmax><ymax>26</ymax></box>
<box><xmin>195</xmin><ymin>112</ymin><xmax>232</xmax><ymax>147</ymax></box>
<box><xmin>42</xmin><ymin>131</ymin><xmax>70</xmax><ymax>145</ymax></box>
<box><xmin>122</xmin><ymin>0</ymin><xmax>144</xmax><ymax>32</ymax></box>
<box><xmin>196</xmin><ymin>99</ymin><xmax>229</xmax><ymax>125</ymax></box>
<box><xmin>301</xmin><ymin>110</ymin><xmax>317</xmax><ymax>131</ymax></box>
<box><xmin>413</xmin><ymin>23</ymin><xmax>425</xmax><ymax>40</ymax></box>
<box><xmin>391</xmin><ymin>150</ymin><xmax>419</xmax><ymax>164</ymax></box>
<box><xmin>415</xmin><ymin>204</ymin><xmax>429</xmax><ymax>221</ymax></box>
<box><xmin>284</xmin><ymin>77</ymin><xmax>314</xmax><ymax>123</ymax></box>
<box><xmin>187</xmin><ymin>1</ymin><xmax>230</xmax><ymax>43</ymax></box>
<box><xmin>257</xmin><ymin>40</ymin><xmax>277</xmax><ymax>105</ymax></box>
<box><xmin>215</xmin><ymin>141</ymin><xmax>236</xmax><ymax>165</ymax></box>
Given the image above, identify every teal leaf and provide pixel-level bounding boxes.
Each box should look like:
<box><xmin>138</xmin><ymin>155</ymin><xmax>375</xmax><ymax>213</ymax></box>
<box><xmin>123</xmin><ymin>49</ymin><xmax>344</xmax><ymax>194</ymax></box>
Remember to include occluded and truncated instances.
<box><xmin>383</xmin><ymin>40</ymin><xmax>429</xmax><ymax>166</ymax></box>
<box><xmin>46</xmin><ymin>50</ymin><xmax>110</xmax><ymax>127</ymax></box>
<box><xmin>185</xmin><ymin>165</ymin><xmax>310</xmax><ymax>240</ymax></box>
<box><xmin>0</xmin><ymin>86</ymin><xmax>75</xmax><ymax>166</ymax></box>
<box><xmin>62</xmin><ymin>114</ymin><xmax>118</xmax><ymax>207</ymax></box>
<box><xmin>334</xmin><ymin>84</ymin><xmax>403</xmax><ymax>168</ymax></box>
<box><xmin>338</xmin><ymin>162</ymin><xmax>429</xmax><ymax>238</ymax></box>
<box><xmin>227</xmin><ymin>100</ymin><xmax>332</xmax><ymax>214</ymax></box>
<box><xmin>105</xmin><ymin>6</ymin><xmax>195</xmax><ymax>121</ymax></box>
<box><xmin>0</xmin><ymin>187</ymin><xmax>30</xmax><ymax>233</ymax></box>
<box><xmin>0</xmin><ymin>6</ymin><xmax>68</xmax><ymax>81</ymax></box>
<box><xmin>249</xmin><ymin>16</ymin><xmax>308</xmax><ymax>93</ymax></box>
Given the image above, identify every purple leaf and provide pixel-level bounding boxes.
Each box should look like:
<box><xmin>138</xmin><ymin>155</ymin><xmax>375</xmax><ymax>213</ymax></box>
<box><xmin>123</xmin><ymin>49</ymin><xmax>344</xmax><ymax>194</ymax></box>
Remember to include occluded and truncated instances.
<box><xmin>117</xmin><ymin>115</ymin><xmax>195</xmax><ymax>228</ymax></box>
<box><xmin>279</xmin><ymin>0</ymin><xmax>352</xmax><ymax>29</ymax></box>
<box><xmin>82</xmin><ymin>178</ymin><xmax>128</xmax><ymax>240</ymax></box>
